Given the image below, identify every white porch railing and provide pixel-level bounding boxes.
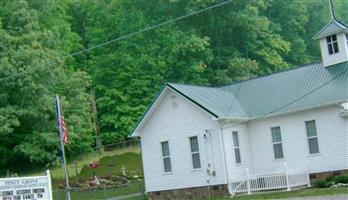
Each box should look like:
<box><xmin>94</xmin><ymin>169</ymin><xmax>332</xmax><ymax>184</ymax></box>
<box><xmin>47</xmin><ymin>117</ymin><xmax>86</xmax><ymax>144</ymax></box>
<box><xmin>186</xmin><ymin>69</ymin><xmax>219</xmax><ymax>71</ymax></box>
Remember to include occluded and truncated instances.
<box><xmin>229</xmin><ymin>164</ymin><xmax>310</xmax><ymax>195</ymax></box>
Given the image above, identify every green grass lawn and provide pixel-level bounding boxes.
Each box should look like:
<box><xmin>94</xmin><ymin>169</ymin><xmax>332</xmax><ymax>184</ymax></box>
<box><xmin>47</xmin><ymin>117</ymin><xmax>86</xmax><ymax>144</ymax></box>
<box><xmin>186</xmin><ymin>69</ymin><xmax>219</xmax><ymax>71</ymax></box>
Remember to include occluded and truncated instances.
<box><xmin>26</xmin><ymin>145</ymin><xmax>139</xmax><ymax>188</ymax></box>
<box><xmin>209</xmin><ymin>187</ymin><xmax>348</xmax><ymax>200</ymax></box>
<box><xmin>51</xmin><ymin>151</ymin><xmax>142</xmax><ymax>188</ymax></box>
<box><xmin>50</xmin><ymin>149</ymin><xmax>144</xmax><ymax>199</ymax></box>
<box><xmin>39</xmin><ymin>146</ymin><xmax>140</xmax><ymax>180</ymax></box>
<box><xmin>25</xmin><ymin>147</ymin><xmax>140</xmax><ymax>179</ymax></box>
<box><xmin>78</xmin><ymin>152</ymin><xmax>143</xmax><ymax>181</ymax></box>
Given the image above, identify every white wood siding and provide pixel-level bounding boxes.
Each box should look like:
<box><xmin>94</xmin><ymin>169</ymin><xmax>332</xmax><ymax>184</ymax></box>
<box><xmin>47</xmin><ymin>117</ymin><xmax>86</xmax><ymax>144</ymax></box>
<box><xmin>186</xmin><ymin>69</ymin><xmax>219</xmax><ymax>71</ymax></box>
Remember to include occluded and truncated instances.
<box><xmin>320</xmin><ymin>33</ymin><xmax>348</xmax><ymax>67</ymax></box>
<box><xmin>247</xmin><ymin>105</ymin><xmax>348</xmax><ymax>174</ymax></box>
<box><xmin>139</xmin><ymin>88</ymin><xmax>226</xmax><ymax>192</ymax></box>
<box><xmin>222</xmin><ymin>105</ymin><xmax>347</xmax><ymax>181</ymax></box>
<box><xmin>221</xmin><ymin>124</ymin><xmax>253</xmax><ymax>181</ymax></box>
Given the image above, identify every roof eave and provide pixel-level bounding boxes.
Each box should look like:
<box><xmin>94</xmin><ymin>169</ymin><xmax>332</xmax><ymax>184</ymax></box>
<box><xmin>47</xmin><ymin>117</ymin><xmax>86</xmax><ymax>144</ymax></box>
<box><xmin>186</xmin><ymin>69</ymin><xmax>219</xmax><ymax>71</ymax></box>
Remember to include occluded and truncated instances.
<box><xmin>313</xmin><ymin>19</ymin><xmax>348</xmax><ymax>40</ymax></box>
<box><xmin>313</xmin><ymin>29</ymin><xmax>348</xmax><ymax>40</ymax></box>
<box><xmin>167</xmin><ymin>83</ymin><xmax>219</xmax><ymax>118</ymax></box>
<box><xmin>128</xmin><ymin>84</ymin><xmax>167</xmax><ymax>138</ymax></box>
<box><xmin>250</xmin><ymin>100</ymin><xmax>345</xmax><ymax>121</ymax></box>
<box><xmin>217</xmin><ymin>116</ymin><xmax>250</xmax><ymax>122</ymax></box>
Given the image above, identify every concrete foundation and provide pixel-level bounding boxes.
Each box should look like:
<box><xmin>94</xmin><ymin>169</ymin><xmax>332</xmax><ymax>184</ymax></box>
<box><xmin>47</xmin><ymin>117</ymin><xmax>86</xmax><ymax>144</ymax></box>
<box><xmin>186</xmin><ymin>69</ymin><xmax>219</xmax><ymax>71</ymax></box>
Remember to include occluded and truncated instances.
<box><xmin>148</xmin><ymin>184</ymin><xmax>228</xmax><ymax>200</ymax></box>
<box><xmin>309</xmin><ymin>169</ymin><xmax>348</xmax><ymax>184</ymax></box>
<box><xmin>147</xmin><ymin>169</ymin><xmax>348</xmax><ymax>199</ymax></box>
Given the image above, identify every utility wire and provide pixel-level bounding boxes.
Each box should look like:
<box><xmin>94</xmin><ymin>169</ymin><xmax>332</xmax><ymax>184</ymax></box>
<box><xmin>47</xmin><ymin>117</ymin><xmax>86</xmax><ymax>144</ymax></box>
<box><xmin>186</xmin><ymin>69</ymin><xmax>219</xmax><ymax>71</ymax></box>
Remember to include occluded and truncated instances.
<box><xmin>0</xmin><ymin>0</ymin><xmax>322</xmax><ymax>83</ymax></box>
<box><xmin>0</xmin><ymin>0</ymin><xmax>330</xmax><ymax>82</ymax></box>
<box><xmin>0</xmin><ymin>0</ymin><xmax>234</xmax><ymax>82</ymax></box>
<box><xmin>218</xmin><ymin>4</ymin><xmax>328</xmax><ymax>129</ymax></box>
<box><xmin>69</xmin><ymin>0</ymin><xmax>234</xmax><ymax>57</ymax></box>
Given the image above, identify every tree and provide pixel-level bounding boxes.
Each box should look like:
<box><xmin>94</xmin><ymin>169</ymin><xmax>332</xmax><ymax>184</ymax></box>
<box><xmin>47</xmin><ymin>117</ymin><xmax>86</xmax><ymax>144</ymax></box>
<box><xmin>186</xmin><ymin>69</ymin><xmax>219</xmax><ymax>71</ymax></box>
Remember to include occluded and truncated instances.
<box><xmin>69</xmin><ymin>0</ymin><xmax>214</xmax><ymax>143</ymax></box>
<box><xmin>268</xmin><ymin>0</ymin><xmax>311</xmax><ymax>65</ymax></box>
<box><xmin>167</xmin><ymin>0</ymin><xmax>291</xmax><ymax>84</ymax></box>
<box><xmin>0</xmin><ymin>0</ymin><xmax>93</xmax><ymax>171</ymax></box>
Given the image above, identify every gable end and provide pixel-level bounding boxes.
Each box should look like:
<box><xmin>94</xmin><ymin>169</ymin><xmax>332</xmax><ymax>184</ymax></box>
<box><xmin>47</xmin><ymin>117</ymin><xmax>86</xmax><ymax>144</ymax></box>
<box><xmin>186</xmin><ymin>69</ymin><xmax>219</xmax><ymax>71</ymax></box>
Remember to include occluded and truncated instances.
<box><xmin>129</xmin><ymin>84</ymin><xmax>219</xmax><ymax>137</ymax></box>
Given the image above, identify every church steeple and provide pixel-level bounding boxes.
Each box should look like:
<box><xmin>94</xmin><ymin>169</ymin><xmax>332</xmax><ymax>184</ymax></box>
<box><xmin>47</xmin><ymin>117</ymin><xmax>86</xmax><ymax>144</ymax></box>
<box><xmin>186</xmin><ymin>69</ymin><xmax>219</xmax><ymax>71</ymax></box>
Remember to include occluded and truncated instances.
<box><xmin>328</xmin><ymin>0</ymin><xmax>335</xmax><ymax>20</ymax></box>
<box><xmin>313</xmin><ymin>0</ymin><xmax>348</xmax><ymax>67</ymax></box>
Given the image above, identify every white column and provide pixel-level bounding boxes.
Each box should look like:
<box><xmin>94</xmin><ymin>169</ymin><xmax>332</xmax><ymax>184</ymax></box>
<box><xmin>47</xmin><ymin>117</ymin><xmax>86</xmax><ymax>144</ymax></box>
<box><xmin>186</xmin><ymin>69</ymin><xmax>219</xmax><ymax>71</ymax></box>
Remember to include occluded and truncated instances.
<box><xmin>284</xmin><ymin>163</ymin><xmax>291</xmax><ymax>191</ymax></box>
<box><xmin>307</xmin><ymin>173</ymin><xmax>311</xmax><ymax>187</ymax></box>
<box><xmin>246</xmin><ymin>168</ymin><xmax>251</xmax><ymax>194</ymax></box>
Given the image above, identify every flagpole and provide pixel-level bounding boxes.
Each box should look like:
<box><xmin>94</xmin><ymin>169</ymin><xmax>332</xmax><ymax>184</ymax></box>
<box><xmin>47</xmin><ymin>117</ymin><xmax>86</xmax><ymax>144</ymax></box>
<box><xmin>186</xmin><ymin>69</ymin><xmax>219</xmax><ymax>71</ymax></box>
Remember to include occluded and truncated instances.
<box><xmin>56</xmin><ymin>95</ymin><xmax>71</xmax><ymax>200</ymax></box>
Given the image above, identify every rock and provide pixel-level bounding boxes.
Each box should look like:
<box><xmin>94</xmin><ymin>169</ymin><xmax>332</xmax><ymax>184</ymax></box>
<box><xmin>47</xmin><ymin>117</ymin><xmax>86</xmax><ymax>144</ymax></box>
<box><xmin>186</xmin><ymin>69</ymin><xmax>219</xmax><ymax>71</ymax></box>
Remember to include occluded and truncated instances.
<box><xmin>331</xmin><ymin>183</ymin><xmax>348</xmax><ymax>188</ymax></box>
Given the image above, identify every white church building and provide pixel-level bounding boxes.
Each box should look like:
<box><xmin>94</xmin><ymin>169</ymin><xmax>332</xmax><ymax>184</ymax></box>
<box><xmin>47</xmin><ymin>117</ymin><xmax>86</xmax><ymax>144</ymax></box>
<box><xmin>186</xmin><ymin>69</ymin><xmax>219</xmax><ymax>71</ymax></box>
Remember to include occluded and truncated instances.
<box><xmin>131</xmin><ymin>5</ymin><xmax>348</xmax><ymax>200</ymax></box>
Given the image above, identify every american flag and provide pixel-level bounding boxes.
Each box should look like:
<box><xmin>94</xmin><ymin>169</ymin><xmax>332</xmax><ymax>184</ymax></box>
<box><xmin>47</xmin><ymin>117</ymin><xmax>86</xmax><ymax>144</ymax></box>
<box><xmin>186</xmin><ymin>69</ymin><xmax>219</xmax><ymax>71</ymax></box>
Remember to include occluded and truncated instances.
<box><xmin>56</xmin><ymin>95</ymin><xmax>68</xmax><ymax>145</ymax></box>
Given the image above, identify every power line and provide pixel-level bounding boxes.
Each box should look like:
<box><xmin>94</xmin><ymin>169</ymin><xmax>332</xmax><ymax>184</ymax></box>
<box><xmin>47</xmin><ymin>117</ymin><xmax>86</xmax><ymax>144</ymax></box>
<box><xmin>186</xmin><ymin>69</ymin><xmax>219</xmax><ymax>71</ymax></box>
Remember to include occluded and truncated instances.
<box><xmin>0</xmin><ymin>0</ymin><xmax>234</xmax><ymax>82</ymax></box>
<box><xmin>218</xmin><ymin>4</ymin><xmax>329</xmax><ymax>128</ymax></box>
<box><xmin>0</xmin><ymin>0</ymin><xmax>333</xmax><ymax>84</ymax></box>
<box><xmin>219</xmin><ymin>4</ymin><xmax>328</xmax><ymax>123</ymax></box>
<box><xmin>69</xmin><ymin>0</ymin><xmax>234</xmax><ymax>57</ymax></box>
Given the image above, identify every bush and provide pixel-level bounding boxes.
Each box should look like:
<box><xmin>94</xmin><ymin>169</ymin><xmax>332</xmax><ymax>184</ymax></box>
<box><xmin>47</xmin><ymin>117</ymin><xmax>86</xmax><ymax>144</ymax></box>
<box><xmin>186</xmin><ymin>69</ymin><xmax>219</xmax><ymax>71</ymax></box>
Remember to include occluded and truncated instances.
<box><xmin>333</xmin><ymin>174</ymin><xmax>348</xmax><ymax>184</ymax></box>
<box><xmin>314</xmin><ymin>180</ymin><xmax>334</xmax><ymax>188</ymax></box>
<box><xmin>314</xmin><ymin>174</ymin><xmax>348</xmax><ymax>188</ymax></box>
<box><xmin>325</xmin><ymin>176</ymin><xmax>334</xmax><ymax>182</ymax></box>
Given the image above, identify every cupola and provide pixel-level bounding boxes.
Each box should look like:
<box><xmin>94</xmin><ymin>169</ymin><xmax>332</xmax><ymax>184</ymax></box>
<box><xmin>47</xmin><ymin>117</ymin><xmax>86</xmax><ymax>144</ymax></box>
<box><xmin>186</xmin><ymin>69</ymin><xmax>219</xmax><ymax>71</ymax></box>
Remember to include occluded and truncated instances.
<box><xmin>313</xmin><ymin>0</ymin><xmax>348</xmax><ymax>67</ymax></box>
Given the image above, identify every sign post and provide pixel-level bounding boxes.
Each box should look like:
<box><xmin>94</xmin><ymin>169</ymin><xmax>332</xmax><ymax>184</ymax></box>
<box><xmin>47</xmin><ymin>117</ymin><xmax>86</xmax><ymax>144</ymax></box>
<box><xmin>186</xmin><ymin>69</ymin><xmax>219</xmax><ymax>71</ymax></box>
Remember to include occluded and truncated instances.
<box><xmin>0</xmin><ymin>170</ymin><xmax>53</xmax><ymax>200</ymax></box>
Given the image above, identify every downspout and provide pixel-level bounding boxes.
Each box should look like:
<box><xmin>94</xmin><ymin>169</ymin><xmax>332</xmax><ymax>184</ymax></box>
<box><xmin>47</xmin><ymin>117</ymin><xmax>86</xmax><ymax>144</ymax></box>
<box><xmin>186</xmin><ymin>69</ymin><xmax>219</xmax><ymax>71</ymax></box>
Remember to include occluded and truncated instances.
<box><xmin>218</xmin><ymin>123</ymin><xmax>232</xmax><ymax>195</ymax></box>
<box><xmin>204</xmin><ymin>130</ymin><xmax>212</xmax><ymax>198</ymax></box>
<box><xmin>246</xmin><ymin>122</ymin><xmax>254</xmax><ymax>174</ymax></box>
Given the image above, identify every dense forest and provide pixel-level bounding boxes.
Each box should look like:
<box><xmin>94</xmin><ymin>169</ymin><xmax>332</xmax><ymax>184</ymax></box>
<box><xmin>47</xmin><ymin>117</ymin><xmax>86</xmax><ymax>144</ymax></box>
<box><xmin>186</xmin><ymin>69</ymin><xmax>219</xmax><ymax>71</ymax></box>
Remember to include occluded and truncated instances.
<box><xmin>1</xmin><ymin>0</ymin><xmax>348</xmax><ymax>171</ymax></box>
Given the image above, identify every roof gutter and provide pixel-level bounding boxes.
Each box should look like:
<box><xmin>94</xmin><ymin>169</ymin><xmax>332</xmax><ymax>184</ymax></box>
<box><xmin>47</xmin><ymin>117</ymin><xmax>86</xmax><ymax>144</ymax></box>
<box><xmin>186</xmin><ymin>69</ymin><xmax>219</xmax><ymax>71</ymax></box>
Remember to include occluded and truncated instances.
<box><xmin>216</xmin><ymin>100</ymin><xmax>346</xmax><ymax>123</ymax></box>
<box><xmin>250</xmin><ymin>100</ymin><xmax>345</xmax><ymax>121</ymax></box>
<box><xmin>216</xmin><ymin>117</ymin><xmax>249</xmax><ymax>123</ymax></box>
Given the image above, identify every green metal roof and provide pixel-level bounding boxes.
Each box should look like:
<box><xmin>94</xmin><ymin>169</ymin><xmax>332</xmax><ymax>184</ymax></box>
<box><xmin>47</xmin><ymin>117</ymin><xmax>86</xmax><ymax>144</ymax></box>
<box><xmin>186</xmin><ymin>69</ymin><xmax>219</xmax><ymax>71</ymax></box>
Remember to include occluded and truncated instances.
<box><xmin>168</xmin><ymin>83</ymin><xmax>248</xmax><ymax>118</ymax></box>
<box><xmin>169</xmin><ymin>61</ymin><xmax>348</xmax><ymax>119</ymax></box>
<box><xmin>313</xmin><ymin>19</ymin><xmax>348</xmax><ymax>39</ymax></box>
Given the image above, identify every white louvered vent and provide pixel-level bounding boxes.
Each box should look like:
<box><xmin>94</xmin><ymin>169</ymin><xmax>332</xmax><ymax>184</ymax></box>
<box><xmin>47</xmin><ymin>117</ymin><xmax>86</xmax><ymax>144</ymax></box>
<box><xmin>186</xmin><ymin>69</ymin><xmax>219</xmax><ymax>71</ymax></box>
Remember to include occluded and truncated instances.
<box><xmin>170</xmin><ymin>95</ymin><xmax>178</xmax><ymax>110</ymax></box>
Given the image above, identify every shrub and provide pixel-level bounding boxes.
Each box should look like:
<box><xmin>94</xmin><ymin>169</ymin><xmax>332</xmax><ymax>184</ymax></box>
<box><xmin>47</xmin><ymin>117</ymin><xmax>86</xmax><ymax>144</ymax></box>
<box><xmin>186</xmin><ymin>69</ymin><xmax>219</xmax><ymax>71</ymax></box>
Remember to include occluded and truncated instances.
<box><xmin>333</xmin><ymin>174</ymin><xmax>348</xmax><ymax>184</ymax></box>
<box><xmin>314</xmin><ymin>174</ymin><xmax>348</xmax><ymax>188</ymax></box>
<box><xmin>325</xmin><ymin>176</ymin><xmax>334</xmax><ymax>182</ymax></box>
<box><xmin>314</xmin><ymin>180</ymin><xmax>334</xmax><ymax>188</ymax></box>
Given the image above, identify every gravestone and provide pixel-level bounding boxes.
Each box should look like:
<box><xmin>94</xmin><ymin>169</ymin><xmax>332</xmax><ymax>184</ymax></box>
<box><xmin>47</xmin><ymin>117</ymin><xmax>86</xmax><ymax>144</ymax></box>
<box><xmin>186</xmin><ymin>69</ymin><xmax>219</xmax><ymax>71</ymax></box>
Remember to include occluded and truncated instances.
<box><xmin>121</xmin><ymin>165</ymin><xmax>126</xmax><ymax>176</ymax></box>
